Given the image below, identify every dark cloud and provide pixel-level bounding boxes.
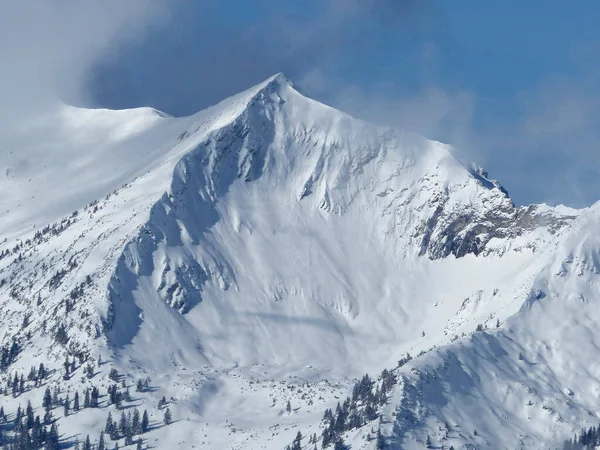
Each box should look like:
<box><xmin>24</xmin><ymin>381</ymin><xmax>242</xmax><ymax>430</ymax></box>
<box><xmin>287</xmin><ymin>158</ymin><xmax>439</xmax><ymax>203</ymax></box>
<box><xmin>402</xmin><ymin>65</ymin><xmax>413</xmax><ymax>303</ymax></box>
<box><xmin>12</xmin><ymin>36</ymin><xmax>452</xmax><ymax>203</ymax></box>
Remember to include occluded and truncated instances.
<box><xmin>88</xmin><ymin>0</ymin><xmax>438</xmax><ymax>115</ymax></box>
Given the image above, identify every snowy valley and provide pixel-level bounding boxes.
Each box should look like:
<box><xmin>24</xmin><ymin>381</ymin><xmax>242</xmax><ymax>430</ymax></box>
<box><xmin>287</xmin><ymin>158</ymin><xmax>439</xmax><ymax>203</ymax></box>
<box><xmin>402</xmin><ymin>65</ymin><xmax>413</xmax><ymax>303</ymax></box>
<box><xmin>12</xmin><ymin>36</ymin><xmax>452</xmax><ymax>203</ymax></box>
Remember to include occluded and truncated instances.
<box><xmin>0</xmin><ymin>74</ymin><xmax>599</xmax><ymax>449</ymax></box>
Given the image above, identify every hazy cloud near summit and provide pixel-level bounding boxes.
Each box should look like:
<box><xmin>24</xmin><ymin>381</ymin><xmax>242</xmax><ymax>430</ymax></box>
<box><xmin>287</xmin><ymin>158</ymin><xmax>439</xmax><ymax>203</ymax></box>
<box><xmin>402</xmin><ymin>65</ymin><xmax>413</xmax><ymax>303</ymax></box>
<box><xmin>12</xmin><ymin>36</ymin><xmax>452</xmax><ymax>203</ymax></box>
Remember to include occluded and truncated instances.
<box><xmin>0</xmin><ymin>0</ymin><xmax>169</xmax><ymax>123</ymax></box>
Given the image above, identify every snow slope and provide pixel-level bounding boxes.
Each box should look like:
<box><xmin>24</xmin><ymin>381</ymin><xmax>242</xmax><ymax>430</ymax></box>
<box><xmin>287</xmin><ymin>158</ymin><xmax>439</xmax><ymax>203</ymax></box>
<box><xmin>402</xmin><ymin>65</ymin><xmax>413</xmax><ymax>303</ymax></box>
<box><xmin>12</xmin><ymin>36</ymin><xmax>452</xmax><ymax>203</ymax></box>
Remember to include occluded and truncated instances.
<box><xmin>0</xmin><ymin>73</ymin><xmax>595</xmax><ymax>449</ymax></box>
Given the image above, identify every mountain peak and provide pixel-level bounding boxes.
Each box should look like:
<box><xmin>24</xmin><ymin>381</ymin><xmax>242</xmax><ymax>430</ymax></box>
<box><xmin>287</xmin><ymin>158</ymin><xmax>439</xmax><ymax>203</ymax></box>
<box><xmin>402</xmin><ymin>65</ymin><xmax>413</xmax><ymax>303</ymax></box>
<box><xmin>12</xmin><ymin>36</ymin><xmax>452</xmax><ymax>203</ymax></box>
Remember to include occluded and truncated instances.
<box><xmin>265</xmin><ymin>72</ymin><xmax>294</xmax><ymax>87</ymax></box>
<box><xmin>0</xmin><ymin>68</ymin><xmax>593</xmax><ymax>450</ymax></box>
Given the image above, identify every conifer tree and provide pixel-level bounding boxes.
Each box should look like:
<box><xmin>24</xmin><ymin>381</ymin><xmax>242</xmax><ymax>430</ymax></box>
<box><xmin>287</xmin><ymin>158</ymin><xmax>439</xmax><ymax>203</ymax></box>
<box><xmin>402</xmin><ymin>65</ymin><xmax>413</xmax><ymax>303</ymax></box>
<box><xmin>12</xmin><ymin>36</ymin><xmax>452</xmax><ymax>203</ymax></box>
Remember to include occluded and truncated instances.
<box><xmin>38</xmin><ymin>363</ymin><xmax>46</xmax><ymax>380</ymax></box>
<box><xmin>91</xmin><ymin>386</ymin><xmax>100</xmax><ymax>407</ymax></box>
<box><xmin>99</xmin><ymin>432</ymin><xmax>106</xmax><ymax>450</ymax></box>
<box><xmin>74</xmin><ymin>391</ymin><xmax>80</xmax><ymax>411</ymax></box>
<box><xmin>119</xmin><ymin>411</ymin><xmax>129</xmax><ymax>437</ymax></box>
<box><xmin>64</xmin><ymin>393</ymin><xmax>70</xmax><ymax>416</ymax></box>
<box><xmin>43</xmin><ymin>387</ymin><xmax>52</xmax><ymax>411</ymax></box>
<box><xmin>83</xmin><ymin>435</ymin><xmax>92</xmax><ymax>450</ymax></box>
<box><xmin>53</xmin><ymin>385</ymin><xmax>60</xmax><ymax>405</ymax></box>
<box><xmin>14</xmin><ymin>405</ymin><xmax>22</xmax><ymax>426</ymax></box>
<box><xmin>12</xmin><ymin>372</ymin><xmax>19</xmax><ymax>397</ymax></box>
<box><xmin>47</xmin><ymin>423</ymin><xmax>60</xmax><ymax>450</ymax></box>
<box><xmin>26</xmin><ymin>400</ymin><xmax>34</xmax><ymax>429</ymax></box>
<box><xmin>292</xmin><ymin>431</ymin><xmax>302</xmax><ymax>450</ymax></box>
<box><xmin>105</xmin><ymin>412</ymin><xmax>114</xmax><ymax>434</ymax></box>
<box><xmin>64</xmin><ymin>357</ymin><xmax>70</xmax><ymax>377</ymax></box>
<box><xmin>132</xmin><ymin>408</ymin><xmax>141</xmax><ymax>435</ymax></box>
<box><xmin>141</xmin><ymin>410</ymin><xmax>149</xmax><ymax>433</ymax></box>
<box><xmin>164</xmin><ymin>408</ymin><xmax>172</xmax><ymax>425</ymax></box>
<box><xmin>84</xmin><ymin>388</ymin><xmax>90</xmax><ymax>408</ymax></box>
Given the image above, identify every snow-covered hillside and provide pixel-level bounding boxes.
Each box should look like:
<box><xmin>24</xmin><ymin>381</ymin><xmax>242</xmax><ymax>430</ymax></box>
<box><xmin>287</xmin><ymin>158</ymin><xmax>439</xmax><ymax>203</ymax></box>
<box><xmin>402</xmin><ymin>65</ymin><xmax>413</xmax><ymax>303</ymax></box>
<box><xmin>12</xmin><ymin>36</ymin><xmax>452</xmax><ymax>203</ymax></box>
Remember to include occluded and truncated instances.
<box><xmin>0</xmin><ymin>73</ymin><xmax>596</xmax><ymax>449</ymax></box>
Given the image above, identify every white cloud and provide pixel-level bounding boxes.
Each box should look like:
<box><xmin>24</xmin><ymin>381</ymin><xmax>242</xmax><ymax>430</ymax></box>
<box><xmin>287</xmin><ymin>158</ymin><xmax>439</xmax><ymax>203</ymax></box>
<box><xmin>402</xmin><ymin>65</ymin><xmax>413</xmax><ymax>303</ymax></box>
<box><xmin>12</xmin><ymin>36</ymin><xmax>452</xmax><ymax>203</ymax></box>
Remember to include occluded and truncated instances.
<box><xmin>0</xmin><ymin>0</ymin><xmax>170</xmax><ymax>123</ymax></box>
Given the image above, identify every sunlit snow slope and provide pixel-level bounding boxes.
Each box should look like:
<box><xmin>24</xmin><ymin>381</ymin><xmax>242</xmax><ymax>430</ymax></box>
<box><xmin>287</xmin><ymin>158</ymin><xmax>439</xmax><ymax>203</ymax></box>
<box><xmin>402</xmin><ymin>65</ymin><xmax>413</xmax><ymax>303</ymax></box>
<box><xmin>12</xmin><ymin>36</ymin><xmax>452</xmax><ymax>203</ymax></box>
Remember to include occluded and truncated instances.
<box><xmin>0</xmin><ymin>73</ymin><xmax>595</xmax><ymax>449</ymax></box>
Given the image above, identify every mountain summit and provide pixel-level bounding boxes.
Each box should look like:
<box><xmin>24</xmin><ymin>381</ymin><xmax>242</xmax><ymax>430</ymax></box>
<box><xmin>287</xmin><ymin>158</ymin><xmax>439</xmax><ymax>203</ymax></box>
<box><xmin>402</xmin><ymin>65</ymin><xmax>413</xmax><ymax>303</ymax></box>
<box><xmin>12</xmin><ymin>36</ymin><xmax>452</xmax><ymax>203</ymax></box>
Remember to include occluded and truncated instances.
<box><xmin>0</xmin><ymin>74</ymin><xmax>595</xmax><ymax>449</ymax></box>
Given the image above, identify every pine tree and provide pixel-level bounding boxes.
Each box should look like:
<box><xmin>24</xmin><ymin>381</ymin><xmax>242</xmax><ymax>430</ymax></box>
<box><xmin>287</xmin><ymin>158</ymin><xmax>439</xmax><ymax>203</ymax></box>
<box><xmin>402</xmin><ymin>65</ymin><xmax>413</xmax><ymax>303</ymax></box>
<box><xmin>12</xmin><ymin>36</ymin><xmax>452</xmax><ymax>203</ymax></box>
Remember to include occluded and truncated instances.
<box><xmin>91</xmin><ymin>386</ymin><xmax>100</xmax><ymax>407</ymax></box>
<box><xmin>74</xmin><ymin>391</ymin><xmax>80</xmax><ymax>411</ymax></box>
<box><xmin>12</xmin><ymin>372</ymin><xmax>19</xmax><ymax>397</ymax></box>
<box><xmin>292</xmin><ymin>431</ymin><xmax>302</xmax><ymax>450</ymax></box>
<box><xmin>99</xmin><ymin>432</ymin><xmax>106</xmax><ymax>450</ymax></box>
<box><xmin>43</xmin><ymin>387</ymin><xmax>52</xmax><ymax>411</ymax></box>
<box><xmin>26</xmin><ymin>400</ymin><xmax>34</xmax><ymax>429</ymax></box>
<box><xmin>164</xmin><ymin>408</ymin><xmax>172</xmax><ymax>425</ymax></box>
<box><xmin>14</xmin><ymin>405</ymin><xmax>22</xmax><ymax>426</ymax></box>
<box><xmin>84</xmin><ymin>388</ymin><xmax>90</xmax><ymax>408</ymax></box>
<box><xmin>286</xmin><ymin>399</ymin><xmax>291</xmax><ymax>414</ymax></box>
<box><xmin>64</xmin><ymin>393</ymin><xmax>70</xmax><ymax>416</ymax></box>
<box><xmin>141</xmin><ymin>410</ymin><xmax>149</xmax><ymax>433</ymax></box>
<box><xmin>37</xmin><ymin>363</ymin><xmax>45</xmax><ymax>380</ymax></box>
<box><xmin>52</xmin><ymin>386</ymin><xmax>60</xmax><ymax>406</ymax></box>
<box><xmin>105</xmin><ymin>412</ymin><xmax>114</xmax><ymax>434</ymax></box>
<box><xmin>119</xmin><ymin>411</ymin><xmax>128</xmax><ymax>437</ymax></box>
<box><xmin>136</xmin><ymin>439</ymin><xmax>143</xmax><ymax>450</ymax></box>
<box><xmin>109</xmin><ymin>415</ymin><xmax>119</xmax><ymax>441</ymax></box>
<box><xmin>83</xmin><ymin>435</ymin><xmax>92</xmax><ymax>450</ymax></box>
<box><xmin>426</xmin><ymin>435</ymin><xmax>432</xmax><ymax>448</ymax></box>
<box><xmin>64</xmin><ymin>357</ymin><xmax>70</xmax><ymax>377</ymax></box>
<box><xmin>132</xmin><ymin>408</ymin><xmax>141</xmax><ymax>435</ymax></box>
<box><xmin>109</xmin><ymin>368</ymin><xmax>119</xmax><ymax>381</ymax></box>
<box><xmin>47</xmin><ymin>423</ymin><xmax>60</xmax><ymax>450</ymax></box>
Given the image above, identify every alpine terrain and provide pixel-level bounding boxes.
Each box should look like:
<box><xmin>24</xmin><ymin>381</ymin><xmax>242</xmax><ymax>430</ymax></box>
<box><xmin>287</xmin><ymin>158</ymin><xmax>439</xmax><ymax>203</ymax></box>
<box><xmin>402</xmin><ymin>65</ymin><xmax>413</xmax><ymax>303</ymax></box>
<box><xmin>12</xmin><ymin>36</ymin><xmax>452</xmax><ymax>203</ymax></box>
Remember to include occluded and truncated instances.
<box><xmin>1</xmin><ymin>73</ymin><xmax>598</xmax><ymax>449</ymax></box>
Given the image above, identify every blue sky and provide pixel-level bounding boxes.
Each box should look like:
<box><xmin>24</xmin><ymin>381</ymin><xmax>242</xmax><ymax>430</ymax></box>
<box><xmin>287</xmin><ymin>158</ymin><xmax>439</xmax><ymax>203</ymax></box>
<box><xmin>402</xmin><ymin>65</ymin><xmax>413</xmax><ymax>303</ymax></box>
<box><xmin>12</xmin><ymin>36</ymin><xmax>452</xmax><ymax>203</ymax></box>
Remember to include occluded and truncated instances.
<box><xmin>2</xmin><ymin>1</ymin><xmax>598</xmax><ymax>207</ymax></box>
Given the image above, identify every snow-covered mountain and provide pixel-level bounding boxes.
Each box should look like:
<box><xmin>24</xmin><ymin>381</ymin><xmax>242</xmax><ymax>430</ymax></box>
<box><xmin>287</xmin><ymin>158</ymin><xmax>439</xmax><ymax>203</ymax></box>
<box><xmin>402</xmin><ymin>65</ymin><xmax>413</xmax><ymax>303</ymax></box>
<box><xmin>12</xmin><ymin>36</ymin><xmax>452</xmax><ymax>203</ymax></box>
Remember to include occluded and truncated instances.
<box><xmin>0</xmin><ymin>73</ymin><xmax>597</xmax><ymax>449</ymax></box>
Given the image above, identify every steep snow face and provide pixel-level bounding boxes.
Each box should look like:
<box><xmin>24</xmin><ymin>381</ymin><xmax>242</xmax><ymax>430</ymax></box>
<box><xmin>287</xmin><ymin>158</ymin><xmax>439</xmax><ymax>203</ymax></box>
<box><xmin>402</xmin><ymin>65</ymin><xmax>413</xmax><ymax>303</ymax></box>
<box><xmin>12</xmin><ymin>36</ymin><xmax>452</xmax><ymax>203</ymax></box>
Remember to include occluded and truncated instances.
<box><xmin>0</xmin><ymin>74</ymin><xmax>590</xmax><ymax>449</ymax></box>
<box><xmin>100</xmin><ymin>74</ymin><xmax>575</xmax><ymax>375</ymax></box>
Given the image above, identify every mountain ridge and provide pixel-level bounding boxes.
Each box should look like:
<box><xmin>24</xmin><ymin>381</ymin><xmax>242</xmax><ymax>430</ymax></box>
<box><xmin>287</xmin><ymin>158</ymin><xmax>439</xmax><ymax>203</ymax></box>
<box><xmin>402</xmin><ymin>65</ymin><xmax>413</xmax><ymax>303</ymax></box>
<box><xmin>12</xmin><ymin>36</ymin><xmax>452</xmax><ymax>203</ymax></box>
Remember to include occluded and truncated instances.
<box><xmin>0</xmin><ymin>74</ymin><xmax>596</xmax><ymax>449</ymax></box>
